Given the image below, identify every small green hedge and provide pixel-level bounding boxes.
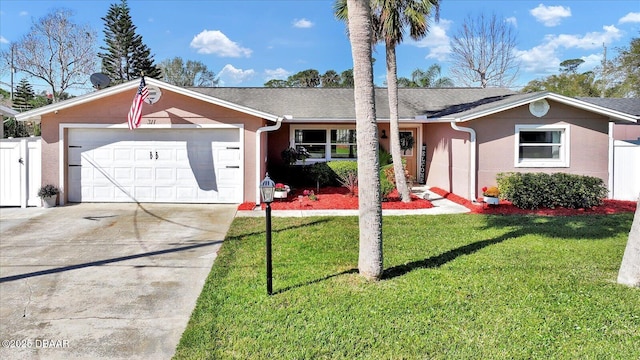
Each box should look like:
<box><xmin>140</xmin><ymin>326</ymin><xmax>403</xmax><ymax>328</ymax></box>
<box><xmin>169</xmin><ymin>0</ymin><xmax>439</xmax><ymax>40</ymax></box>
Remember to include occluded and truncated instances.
<box><xmin>380</xmin><ymin>164</ymin><xmax>395</xmax><ymax>199</ymax></box>
<box><xmin>327</xmin><ymin>160</ymin><xmax>395</xmax><ymax>199</ymax></box>
<box><xmin>327</xmin><ymin>161</ymin><xmax>358</xmax><ymax>195</ymax></box>
<box><xmin>496</xmin><ymin>172</ymin><xmax>608</xmax><ymax>210</ymax></box>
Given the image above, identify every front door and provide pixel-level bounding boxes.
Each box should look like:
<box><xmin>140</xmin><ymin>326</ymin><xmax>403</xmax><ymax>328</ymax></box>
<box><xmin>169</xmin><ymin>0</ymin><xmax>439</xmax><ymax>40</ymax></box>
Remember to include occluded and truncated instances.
<box><xmin>399</xmin><ymin>129</ymin><xmax>417</xmax><ymax>180</ymax></box>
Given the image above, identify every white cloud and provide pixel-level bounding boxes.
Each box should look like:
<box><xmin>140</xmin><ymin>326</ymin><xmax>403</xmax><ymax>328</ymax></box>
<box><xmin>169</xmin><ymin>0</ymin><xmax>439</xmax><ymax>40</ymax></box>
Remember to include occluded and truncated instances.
<box><xmin>505</xmin><ymin>16</ymin><xmax>517</xmax><ymax>27</ymax></box>
<box><xmin>530</xmin><ymin>4</ymin><xmax>571</xmax><ymax>27</ymax></box>
<box><xmin>19</xmin><ymin>11</ymin><xmax>28</xmax><ymax>16</ymax></box>
<box><xmin>0</xmin><ymin>36</ymin><xmax>8</xmax><ymax>44</ymax></box>
<box><xmin>514</xmin><ymin>44</ymin><xmax>560</xmax><ymax>75</ymax></box>
<box><xmin>550</xmin><ymin>25</ymin><xmax>622</xmax><ymax>50</ymax></box>
<box><xmin>580</xmin><ymin>53</ymin><xmax>602</xmax><ymax>71</ymax></box>
<box><xmin>190</xmin><ymin>30</ymin><xmax>252</xmax><ymax>58</ymax></box>
<box><xmin>293</xmin><ymin>18</ymin><xmax>313</xmax><ymax>28</ymax></box>
<box><xmin>411</xmin><ymin>18</ymin><xmax>452</xmax><ymax>61</ymax></box>
<box><xmin>264</xmin><ymin>68</ymin><xmax>291</xmax><ymax>81</ymax></box>
<box><xmin>218</xmin><ymin>64</ymin><xmax>255</xmax><ymax>85</ymax></box>
<box><xmin>514</xmin><ymin>25</ymin><xmax>622</xmax><ymax>76</ymax></box>
<box><xmin>619</xmin><ymin>12</ymin><xmax>640</xmax><ymax>24</ymax></box>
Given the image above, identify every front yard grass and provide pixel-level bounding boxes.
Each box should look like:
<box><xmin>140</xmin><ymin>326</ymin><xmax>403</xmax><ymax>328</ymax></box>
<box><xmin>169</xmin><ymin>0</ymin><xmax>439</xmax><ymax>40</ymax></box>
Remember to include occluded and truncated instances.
<box><xmin>174</xmin><ymin>214</ymin><xmax>640</xmax><ymax>359</ymax></box>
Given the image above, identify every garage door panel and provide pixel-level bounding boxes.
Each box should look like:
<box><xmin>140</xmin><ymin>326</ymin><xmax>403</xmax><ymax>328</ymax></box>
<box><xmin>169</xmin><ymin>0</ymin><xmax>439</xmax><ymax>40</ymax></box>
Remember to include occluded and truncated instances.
<box><xmin>155</xmin><ymin>167</ymin><xmax>176</xmax><ymax>182</ymax></box>
<box><xmin>134</xmin><ymin>147</ymin><xmax>155</xmax><ymax>162</ymax></box>
<box><xmin>217</xmin><ymin>167</ymin><xmax>240</xmax><ymax>182</ymax></box>
<box><xmin>134</xmin><ymin>186</ymin><xmax>153</xmax><ymax>200</ymax></box>
<box><xmin>92</xmin><ymin>185</ymin><xmax>116</xmax><ymax>200</ymax></box>
<box><xmin>114</xmin><ymin>148</ymin><xmax>133</xmax><ymax>162</ymax></box>
<box><xmin>216</xmin><ymin>148</ymin><xmax>241</xmax><ymax>163</ymax></box>
<box><xmin>69</xmin><ymin>147</ymin><xmax>83</xmax><ymax>165</ymax></box>
<box><xmin>113</xmin><ymin>167</ymin><xmax>133</xmax><ymax>181</ymax></box>
<box><xmin>155</xmin><ymin>186</ymin><xmax>176</xmax><ymax>202</ymax></box>
<box><xmin>68</xmin><ymin>129</ymin><xmax>242</xmax><ymax>204</ymax></box>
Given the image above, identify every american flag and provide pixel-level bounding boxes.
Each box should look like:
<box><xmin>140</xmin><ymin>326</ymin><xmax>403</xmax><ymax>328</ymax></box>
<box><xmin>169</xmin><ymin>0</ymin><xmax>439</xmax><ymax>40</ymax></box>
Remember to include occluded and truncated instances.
<box><xmin>127</xmin><ymin>77</ymin><xmax>148</xmax><ymax>130</ymax></box>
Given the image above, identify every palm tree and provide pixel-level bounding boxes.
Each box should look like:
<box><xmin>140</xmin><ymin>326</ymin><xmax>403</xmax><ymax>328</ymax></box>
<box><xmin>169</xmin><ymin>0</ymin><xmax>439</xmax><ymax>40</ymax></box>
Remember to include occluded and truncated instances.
<box><xmin>345</xmin><ymin>0</ymin><xmax>384</xmax><ymax>280</ymax></box>
<box><xmin>337</xmin><ymin>0</ymin><xmax>440</xmax><ymax>203</ymax></box>
<box><xmin>378</xmin><ymin>0</ymin><xmax>439</xmax><ymax>203</ymax></box>
<box><xmin>618</xmin><ymin>198</ymin><xmax>640</xmax><ymax>287</ymax></box>
<box><xmin>411</xmin><ymin>64</ymin><xmax>453</xmax><ymax>87</ymax></box>
<box><xmin>321</xmin><ymin>70</ymin><xmax>342</xmax><ymax>87</ymax></box>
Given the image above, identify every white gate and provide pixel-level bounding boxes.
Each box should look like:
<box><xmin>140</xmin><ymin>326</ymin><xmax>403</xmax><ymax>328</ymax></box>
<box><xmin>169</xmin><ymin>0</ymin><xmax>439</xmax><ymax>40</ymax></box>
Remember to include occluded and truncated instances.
<box><xmin>613</xmin><ymin>140</ymin><xmax>640</xmax><ymax>201</ymax></box>
<box><xmin>0</xmin><ymin>138</ymin><xmax>42</xmax><ymax>207</ymax></box>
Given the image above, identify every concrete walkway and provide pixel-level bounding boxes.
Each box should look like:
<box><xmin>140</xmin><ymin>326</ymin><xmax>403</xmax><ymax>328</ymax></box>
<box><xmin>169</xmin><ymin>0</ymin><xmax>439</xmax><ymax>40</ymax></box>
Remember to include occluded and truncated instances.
<box><xmin>237</xmin><ymin>186</ymin><xmax>470</xmax><ymax>217</ymax></box>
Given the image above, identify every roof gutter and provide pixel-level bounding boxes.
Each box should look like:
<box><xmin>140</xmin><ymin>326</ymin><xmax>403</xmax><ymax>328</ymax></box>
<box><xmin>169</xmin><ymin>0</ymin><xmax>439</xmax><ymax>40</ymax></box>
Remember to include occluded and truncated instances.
<box><xmin>450</xmin><ymin>121</ymin><xmax>477</xmax><ymax>201</ymax></box>
<box><xmin>255</xmin><ymin>116</ymin><xmax>288</xmax><ymax>205</ymax></box>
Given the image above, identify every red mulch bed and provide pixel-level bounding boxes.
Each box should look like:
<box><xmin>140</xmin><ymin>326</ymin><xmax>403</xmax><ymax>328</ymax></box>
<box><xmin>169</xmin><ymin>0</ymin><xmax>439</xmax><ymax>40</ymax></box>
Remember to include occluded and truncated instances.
<box><xmin>237</xmin><ymin>186</ymin><xmax>434</xmax><ymax>211</ymax></box>
<box><xmin>429</xmin><ymin>187</ymin><xmax>637</xmax><ymax>216</ymax></box>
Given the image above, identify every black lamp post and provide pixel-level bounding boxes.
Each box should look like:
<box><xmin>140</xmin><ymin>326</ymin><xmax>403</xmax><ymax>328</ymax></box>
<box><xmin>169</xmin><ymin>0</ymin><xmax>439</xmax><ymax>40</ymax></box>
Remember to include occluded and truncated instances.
<box><xmin>260</xmin><ymin>173</ymin><xmax>275</xmax><ymax>295</ymax></box>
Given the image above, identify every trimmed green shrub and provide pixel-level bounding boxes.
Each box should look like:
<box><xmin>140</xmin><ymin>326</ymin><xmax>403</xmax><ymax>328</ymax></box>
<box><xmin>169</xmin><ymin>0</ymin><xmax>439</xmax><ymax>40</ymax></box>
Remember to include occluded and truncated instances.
<box><xmin>380</xmin><ymin>164</ymin><xmax>395</xmax><ymax>199</ymax></box>
<box><xmin>328</xmin><ymin>161</ymin><xmax>358</xmax><ymax>195</ymax></box>
<box><xmin>304</xmin><ymin>162</ymin><xmax>334</xmax><ymax>187</ymax></box>
<box><xmin>496</xmin><ymin>172</ymin><xmax>608</xmax><ymax>210</ymax></box>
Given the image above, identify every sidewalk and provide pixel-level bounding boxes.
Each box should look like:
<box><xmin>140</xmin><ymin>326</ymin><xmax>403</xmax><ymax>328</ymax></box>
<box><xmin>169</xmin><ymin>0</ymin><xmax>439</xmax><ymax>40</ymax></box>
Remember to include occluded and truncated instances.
<box><xmin>236</xmin><ymin>186</ymin><xmax>470</xmax><ymax>217</ymax></box>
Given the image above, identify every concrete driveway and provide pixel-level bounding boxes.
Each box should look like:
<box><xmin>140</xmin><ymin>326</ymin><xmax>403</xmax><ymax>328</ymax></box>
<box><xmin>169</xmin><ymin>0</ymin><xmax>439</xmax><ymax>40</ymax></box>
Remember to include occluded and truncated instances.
<box><xmin>0</xmin><ymin>203</ymin><xmax>237</xmax><ymax>360</ymax></box>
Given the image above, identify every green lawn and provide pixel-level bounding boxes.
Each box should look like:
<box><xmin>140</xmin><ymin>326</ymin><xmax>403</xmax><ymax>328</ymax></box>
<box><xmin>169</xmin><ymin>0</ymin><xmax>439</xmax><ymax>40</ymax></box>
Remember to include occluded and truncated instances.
<box><xmin>174</xmin><ymin>214</ymin><xmax>640</xmax><ymax>359</ymax></box>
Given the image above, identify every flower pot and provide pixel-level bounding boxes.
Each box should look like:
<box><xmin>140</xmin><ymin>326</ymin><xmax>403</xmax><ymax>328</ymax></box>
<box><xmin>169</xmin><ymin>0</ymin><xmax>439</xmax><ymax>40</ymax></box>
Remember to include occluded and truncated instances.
<box><xmin>483</xmin><ymin>196</ymin><xmax>499</xmax><ymax>205</ymax></box>
<box><xmin>42</xmin><ymin>195</ymin><xmax>57</xmax><ymax>208</ymax></box>
<box><xmin>274</xmin><ymin>191</ymin><xmax>288</xmax><ymax>199</ymax></box>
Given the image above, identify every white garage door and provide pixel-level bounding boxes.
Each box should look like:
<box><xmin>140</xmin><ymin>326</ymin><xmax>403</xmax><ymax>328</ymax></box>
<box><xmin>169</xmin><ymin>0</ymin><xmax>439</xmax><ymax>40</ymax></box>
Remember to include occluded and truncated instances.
<box><xmin>68</xmin><ymin>128</ymin><xmax>243</xmax><ymax>204</ymax></box>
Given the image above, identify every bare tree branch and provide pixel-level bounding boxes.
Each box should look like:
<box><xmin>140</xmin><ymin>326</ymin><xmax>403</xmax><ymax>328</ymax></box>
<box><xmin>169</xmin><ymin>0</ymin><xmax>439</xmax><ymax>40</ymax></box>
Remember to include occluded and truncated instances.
<box><xmin>11</xmin><ymin>8</ymin><xmax>97</xmax><ymax>101</ymax></box>
<box><xmin>449</xmin><ymin>13</ymin><xmax>519</xmax><ymax>88</ymax></box>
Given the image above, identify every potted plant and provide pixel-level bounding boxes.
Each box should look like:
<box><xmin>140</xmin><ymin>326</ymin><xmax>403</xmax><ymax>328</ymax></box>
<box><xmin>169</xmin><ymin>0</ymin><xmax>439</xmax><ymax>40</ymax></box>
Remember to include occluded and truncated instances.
<box><xmin>38</xmin><ymin>184</ymin><xmax>60</xmax><ymax>208</ymax></box>
<box><xmin>281</xmin><ymin>146</ymin><xmax>311</xmax><ymax>165</ymax></box>
<box><xmin>482</xmin><ymin>186</ymin><xmax>500</xmax><ymax>205</ymax></box>
<box><xmin>274</xmin><ymin>183</ymin><xmax>290</xmax><ymax>199</ymax></box>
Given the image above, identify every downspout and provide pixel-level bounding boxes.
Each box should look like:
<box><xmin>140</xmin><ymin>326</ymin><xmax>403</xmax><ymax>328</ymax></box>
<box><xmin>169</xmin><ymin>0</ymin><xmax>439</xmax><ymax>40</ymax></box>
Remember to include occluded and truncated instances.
<box><xmin>450</xmin><ymin>121</ymin><xmax>477</xmax><ymax>202</ymax></box>
<box><xmin>255</xmin><ymin>116</ymin><xmax>287</xmax><ymax>205</ymax></box>
<box><xmin>607</xmin><ymin>121</ymin><xmax>614</xmax><ymax>199</ymax></box>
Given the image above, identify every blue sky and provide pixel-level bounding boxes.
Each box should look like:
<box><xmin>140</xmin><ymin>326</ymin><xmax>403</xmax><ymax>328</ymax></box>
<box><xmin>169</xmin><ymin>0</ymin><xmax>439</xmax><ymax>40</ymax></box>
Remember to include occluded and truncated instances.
<box><xmin>1</xmin><ymin>0</ymin><xmax>639</xmax><ymax>95</ymax></box>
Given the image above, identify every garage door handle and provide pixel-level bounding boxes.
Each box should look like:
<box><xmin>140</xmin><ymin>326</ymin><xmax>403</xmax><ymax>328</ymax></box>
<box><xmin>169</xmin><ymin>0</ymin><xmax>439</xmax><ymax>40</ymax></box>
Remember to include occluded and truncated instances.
<box><xmin>226</xmin><ymin>165</ymin><xmax>240</xmax><ymax>168</ymax></box>
<box><xmin>18</xmin><ymin>157</ymin><xmax>24</xmax><ymax>164</ymax></box>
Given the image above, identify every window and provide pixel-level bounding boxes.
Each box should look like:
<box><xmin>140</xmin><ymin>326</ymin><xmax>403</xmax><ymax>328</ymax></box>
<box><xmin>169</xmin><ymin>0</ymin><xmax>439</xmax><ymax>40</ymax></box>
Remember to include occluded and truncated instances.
<box><xmin>331</xmin><ymin>129</ymin><xmax>357</xmax><ymax>159</ymax></box>
<box><xmin>292</xmin><ymin>127</ymin><xmax>357</xmax><ymax>162</ymax></box>
<box><xmin>515</xmin><ymin>124</ymin><xmax>570</xmax><ymax>167</ymax></box>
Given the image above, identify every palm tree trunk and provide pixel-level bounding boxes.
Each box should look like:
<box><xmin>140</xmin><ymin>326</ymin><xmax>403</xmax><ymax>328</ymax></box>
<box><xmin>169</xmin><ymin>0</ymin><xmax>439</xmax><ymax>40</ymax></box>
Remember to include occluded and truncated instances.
<box><xmin>618</xmin><ymin>198</ymin><xmax>640</xmax><ymax>287</ymax></box>
<box><xmin>386</xmin><ymin>43</ymin><xmax>411</xmax><ymax>202</ymax></box>
<box><xmin>347</xmin><ymin>0</ymin><xmax>383</xmax><ymax>280</ymax></box>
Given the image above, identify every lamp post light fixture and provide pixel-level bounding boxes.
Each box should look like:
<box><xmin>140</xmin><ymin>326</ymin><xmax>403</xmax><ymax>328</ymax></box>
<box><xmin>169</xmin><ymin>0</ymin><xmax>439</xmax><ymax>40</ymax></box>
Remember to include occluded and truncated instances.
<box><xmin>260</xmin><ymin>173</ymin><xmax>276</xmax><ymax>295</ymax></box>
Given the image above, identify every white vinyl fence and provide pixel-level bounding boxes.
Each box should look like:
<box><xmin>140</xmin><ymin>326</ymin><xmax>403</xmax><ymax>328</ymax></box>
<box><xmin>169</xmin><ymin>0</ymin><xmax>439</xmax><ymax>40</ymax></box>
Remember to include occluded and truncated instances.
<box><xmin>612</xmin><ymin>140</ymin><xmax>640</xmax><ymax>201</ymax></box>
<box><xmin>0</xmin><ymin>137</ymin><xmax>41</xmax><ymax>207</ymax></box>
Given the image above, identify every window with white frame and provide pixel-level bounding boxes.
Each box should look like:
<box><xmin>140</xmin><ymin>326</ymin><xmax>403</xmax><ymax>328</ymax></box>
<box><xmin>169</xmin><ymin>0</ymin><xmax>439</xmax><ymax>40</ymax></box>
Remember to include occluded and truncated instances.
<box><xmin>292</xmin><ymin>127</ymin><xmax>357</xmax><ymax>162</ymax></box>
<box><xmin>515</xmin><ymin>124</ymin><xmax>570</xmax><ymax>167</ymax></box>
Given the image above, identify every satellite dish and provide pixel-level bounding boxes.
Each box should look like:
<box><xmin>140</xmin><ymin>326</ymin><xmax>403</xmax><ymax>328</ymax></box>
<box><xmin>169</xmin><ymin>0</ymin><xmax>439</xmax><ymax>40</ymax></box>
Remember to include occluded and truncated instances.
<box><xmin>90</xmin><ymin>73</ymin><xmax>111</xmax><ymax>89</ymax></box>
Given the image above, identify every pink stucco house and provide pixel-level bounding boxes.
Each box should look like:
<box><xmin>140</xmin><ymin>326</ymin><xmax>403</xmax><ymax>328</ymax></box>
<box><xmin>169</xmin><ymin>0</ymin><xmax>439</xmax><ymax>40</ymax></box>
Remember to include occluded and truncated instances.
<box><xmin>14</xmin><ymin>78</ymin><xmax>639</xmax><ymax>206</ymax></box>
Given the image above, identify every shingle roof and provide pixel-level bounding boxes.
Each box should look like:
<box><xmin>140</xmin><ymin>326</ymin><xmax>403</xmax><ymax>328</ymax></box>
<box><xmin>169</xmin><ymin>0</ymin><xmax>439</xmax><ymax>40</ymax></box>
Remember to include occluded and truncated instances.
<box><xmin>0</xmin><ymin>104</ymin><xmax>18</xmax><ymax>117</ymax></box>
<box><xmin>577</xmin><ymin>97</ymin><xmax>640</xmax><ymax>117</ymax></box>
<box><xmin>189</xmin><ymin>87</ymin><xmax>517</xmax><ymax>120</ymax></box>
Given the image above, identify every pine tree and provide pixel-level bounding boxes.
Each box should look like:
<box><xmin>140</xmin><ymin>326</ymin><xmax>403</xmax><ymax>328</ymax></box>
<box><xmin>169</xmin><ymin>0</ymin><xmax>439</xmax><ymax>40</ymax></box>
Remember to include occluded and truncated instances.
<box><xmin>98</xmin><ymin>0</ymin><xmax>161</xmax><ymax>84</ymax></box>
<box><xmin>13</xmin><ymin>78</ymin><xmax>35</xmax><ymax>112</ymax></box>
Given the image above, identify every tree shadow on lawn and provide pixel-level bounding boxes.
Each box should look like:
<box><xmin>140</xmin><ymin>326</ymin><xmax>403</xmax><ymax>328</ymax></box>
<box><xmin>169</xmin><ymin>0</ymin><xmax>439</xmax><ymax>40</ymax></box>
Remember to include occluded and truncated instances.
<box><xmin>215</xmin><ymin>218</ymin><xmax>333</xmax><ymax>282</ymax></box>
<box><xmin>382</xmin><ymin>214</ymin><xmax>633</xmax><ymax>280</ymax></box>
